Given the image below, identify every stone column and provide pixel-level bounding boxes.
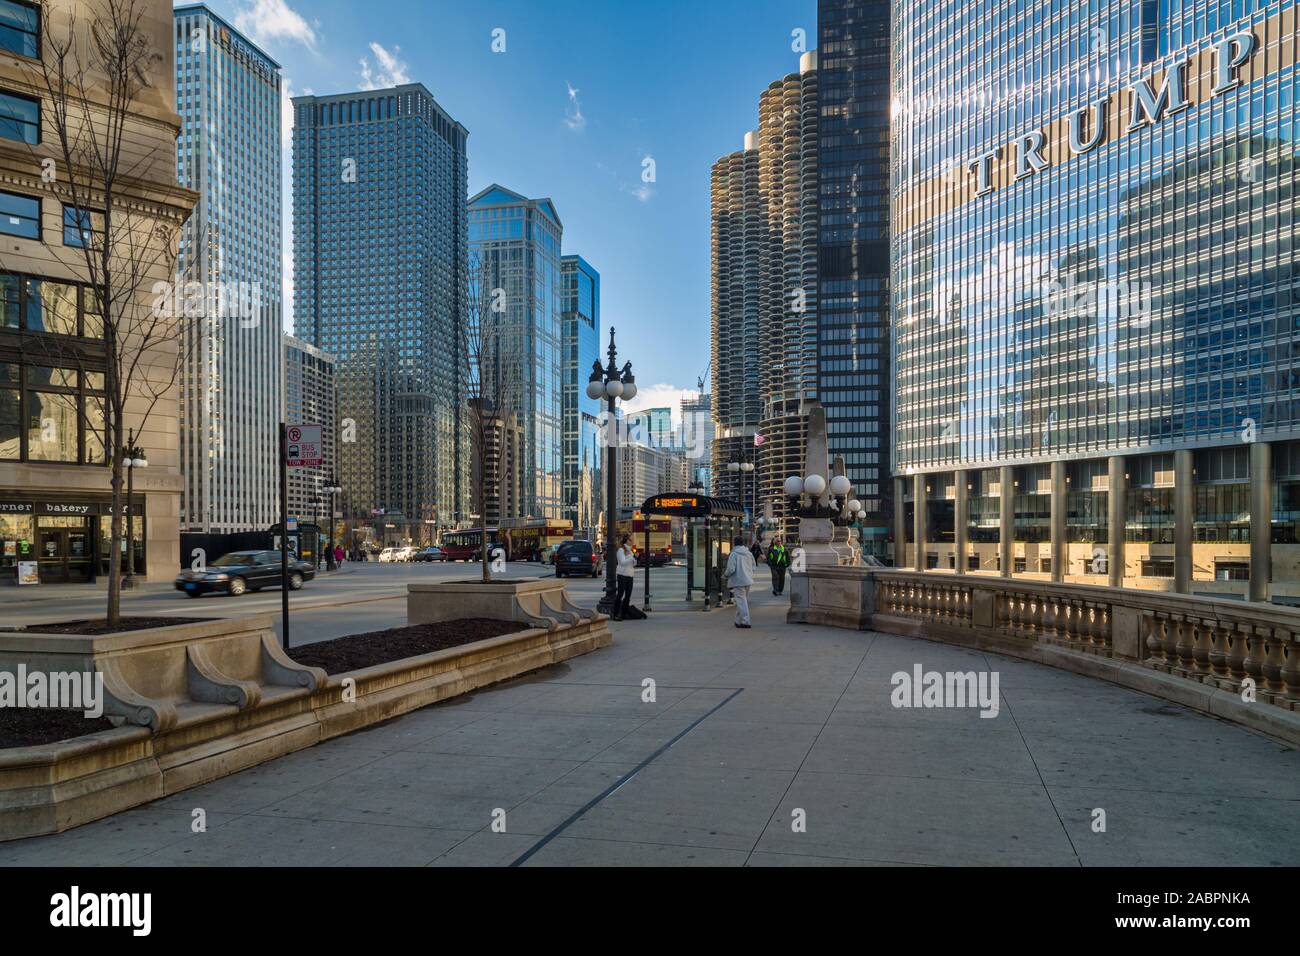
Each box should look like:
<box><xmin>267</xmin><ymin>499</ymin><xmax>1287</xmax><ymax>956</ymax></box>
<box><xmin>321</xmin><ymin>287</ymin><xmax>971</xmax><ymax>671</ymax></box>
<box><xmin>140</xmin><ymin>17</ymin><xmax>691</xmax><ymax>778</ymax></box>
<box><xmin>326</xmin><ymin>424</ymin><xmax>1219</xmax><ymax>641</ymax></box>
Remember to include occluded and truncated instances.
<box><xmin>1249</xmin><ymin>441</ymin><xmax>1272</xmax><ymax>602</ymax></box>
<box><xmin>1050</xmin><ymin>460</ymin><xmax>1066</xmax><ymax>583</ymax></box>
<box><xmin>893</xmin><ymin>476</ymin><xmax>907</xmax><ymax>569</ymax></box>
<box><xmin>1174</xmin><ymin>448</ymin><xmax>1193</xmax><ymax>594</ymax></box>
<box><xmin>1108</xmin><ymin>456</ymin><xmax>1126</xmax><ymax>588</ymax></box>
<box><xmin>913</xmin><ymin>474</ymin><xmax>927</xmax><ymax>572</ymax></box>
<box><xmin>999</xmin><ymin>465</ymin><xmax>1013</xmax><ymax>577</ymax></box>
<box><xmin>954</xmin><ymin>469</ymin><xmax>968</xmax><ymax>575</ymax></box>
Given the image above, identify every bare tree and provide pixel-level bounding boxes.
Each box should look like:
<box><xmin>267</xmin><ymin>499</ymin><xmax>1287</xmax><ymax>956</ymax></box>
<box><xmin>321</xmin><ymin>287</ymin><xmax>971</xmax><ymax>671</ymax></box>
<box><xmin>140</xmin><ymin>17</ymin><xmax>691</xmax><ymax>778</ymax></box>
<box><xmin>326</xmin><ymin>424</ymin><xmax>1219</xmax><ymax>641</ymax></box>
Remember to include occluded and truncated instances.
<box><xmin>462</xmin><ymin>252</ymin><xmax>524</xmax><ymax>583</ymax></box>
<box><xmin>23</xmin><ymin>0</ymin><xmax>194</xmax><ymax>625</ymax></box>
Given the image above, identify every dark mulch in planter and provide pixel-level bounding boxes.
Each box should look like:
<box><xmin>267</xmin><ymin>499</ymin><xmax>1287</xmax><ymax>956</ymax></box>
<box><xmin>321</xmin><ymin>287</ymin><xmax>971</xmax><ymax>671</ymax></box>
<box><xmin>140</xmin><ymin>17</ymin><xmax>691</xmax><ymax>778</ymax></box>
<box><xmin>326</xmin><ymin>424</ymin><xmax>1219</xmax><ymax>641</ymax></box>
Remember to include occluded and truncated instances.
<box><xmin>0</xmin><ymin>709</ymin><xmax>117</xmax><ymax>749</ymax></box>
<box><xmin>287</xmin><ymin>618</ymin><xmax>532</xmax><ymax>674</ymax></box>
<box><xmin>24</xmin><ymin>617</ymin><xmax>209</xmax><ymax>635</ymax></box>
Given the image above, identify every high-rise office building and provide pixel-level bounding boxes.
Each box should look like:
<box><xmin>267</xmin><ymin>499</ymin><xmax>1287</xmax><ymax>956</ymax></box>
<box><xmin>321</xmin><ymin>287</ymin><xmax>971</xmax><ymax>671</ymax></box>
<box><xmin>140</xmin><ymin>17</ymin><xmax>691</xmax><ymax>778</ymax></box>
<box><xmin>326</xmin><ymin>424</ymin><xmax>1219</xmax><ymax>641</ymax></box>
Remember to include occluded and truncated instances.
<box><xmin>891</xmin><ymin>1</ymin><xmax>1300</xmax><ymax>601</ymax></box>
<box><xmin>818</xmin><ymin>0</ymin><xmax>892</xmax><ymax>556</ymax></box>
<box><xmin>758</xmin><ymin>52</ymin><xmax>820</xmax><ymax>539</ymax></box>
<box><xmin>626</xmin><ymin>407</ymin><xmax>673</xmax><ymax>448</ymax></box>
<box><xmin>711</xmin><ymin>53</ymin><xmax>821</xmax><ymax>536</ymax></box>
<box><xmin>0</xmin><ymin>0</ymin><xmax>196</xmax><ymax>584</ymax></box>
<box><xmin>561</xmin><ymin>254</ymin><xmax>601</xmax><ymax>532</ymax></box>
<box><xmin>292</xmin><ymin>84</ymin><xmax>470</xmax><ymax>542</ymax></box>
<box><xmin>283</xmin><ymin>334</ymin><xmax>337</xmax><ymax>523</ymax></box>
<box><xmin>469</xmin><ymin>185</ymin><xmax>564</xmax><ymax>520</ymax></box>
<box><xmin>174</xmin><ymin>4</ymin><xmax>283</xmax><ymax>533</ymax></box>
<box><xmin>680</xmin><ymin>392</ymin><xmax>715</xmax><ymax>492</ymax></box>
<box><xmin>711</xmin><ymin>131</ymin><xmax>763</xmax><ymax>506</ymax></box>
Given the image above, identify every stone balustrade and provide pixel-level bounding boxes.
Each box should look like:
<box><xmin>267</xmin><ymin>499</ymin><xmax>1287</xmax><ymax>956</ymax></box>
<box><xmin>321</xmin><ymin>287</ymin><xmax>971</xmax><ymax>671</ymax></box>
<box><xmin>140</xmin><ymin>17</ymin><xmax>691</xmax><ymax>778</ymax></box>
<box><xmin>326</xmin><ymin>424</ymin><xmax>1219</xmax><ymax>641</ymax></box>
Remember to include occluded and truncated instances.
<box><xmin>872</xmin><ymin>571</ymin><xmax>1300</xmax><ymax>713</ymax></box>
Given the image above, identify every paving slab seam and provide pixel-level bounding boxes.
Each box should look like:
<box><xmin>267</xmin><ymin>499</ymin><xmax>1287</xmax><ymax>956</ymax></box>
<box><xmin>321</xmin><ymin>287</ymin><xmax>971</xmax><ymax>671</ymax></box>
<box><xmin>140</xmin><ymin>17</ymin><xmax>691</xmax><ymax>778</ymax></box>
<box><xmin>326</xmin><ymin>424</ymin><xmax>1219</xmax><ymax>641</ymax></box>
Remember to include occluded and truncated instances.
<box><xmin>741</xmin><ymin>634</ymin><xmax>875</xmax><ymax>867</ymax></box>
<box><xmin>505</xmin><ymin>687</ymin><xmax>746</xmax><ymax>866</ymax></box>
<box><xmin>983</xmin><ymin>649</ymin><xmax>1084</xmax><ymax>868</ymax></box>
<box><xmin>120</xmin><ymin>748</ymin><xmax>401</xmax><ymax>866</ymax></box>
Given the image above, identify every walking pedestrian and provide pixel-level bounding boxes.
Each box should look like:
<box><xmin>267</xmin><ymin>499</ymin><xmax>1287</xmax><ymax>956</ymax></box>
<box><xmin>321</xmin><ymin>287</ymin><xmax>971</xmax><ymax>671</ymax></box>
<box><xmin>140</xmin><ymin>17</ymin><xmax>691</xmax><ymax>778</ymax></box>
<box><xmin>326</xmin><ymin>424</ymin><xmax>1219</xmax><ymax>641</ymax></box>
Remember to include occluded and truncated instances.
<box><xmin>724</xmin><ymin>536</ymin><xmax>755</xmax><ymax>628</ymax></box>
<box><xmin>613</xmin><ymin>535</ymin><xmax>636</xmax><ymax>621</ymax></box>
<box><xmin>767</xmin><ymin>536</ymin><xmax>790</xmax><ymax>595</ymax></box>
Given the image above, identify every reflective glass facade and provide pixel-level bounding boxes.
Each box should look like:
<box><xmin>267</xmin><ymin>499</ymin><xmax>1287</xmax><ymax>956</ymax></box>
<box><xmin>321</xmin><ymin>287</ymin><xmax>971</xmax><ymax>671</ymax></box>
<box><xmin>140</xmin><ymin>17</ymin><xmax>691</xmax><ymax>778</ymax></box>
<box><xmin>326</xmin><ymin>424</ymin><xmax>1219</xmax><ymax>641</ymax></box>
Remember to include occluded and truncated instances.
<box><xmin>174</xmin><ymin>5</ymin><xmax>282</xmax><ymax>533</ymax></box>
<box><xmin>893</xmin><ymin>0</ymin><xmax>1300</xmax><ymax>472</ymax></box>
<box><xmin>819</xmin><ymin>0</ymin><xmax>893</xmax><ymax>532</ymax></box>
<box><xmin>292</xmin><ymin>83</ymin><xmax>470</xmax><ymax>535</ymax></box>
<box><xmin>561</xmin><ymin>254</ymin><xmax>600</xmax><ymax>531</ymax></box>
<box><xmin>892</xmin><ymin>0</ymin><xmax>1300</xmax><ymax>600</ymax></box>
<box><xmin>469</xmin><ymin>185</ymin><xmax>565</xmax><ymax>520</ymax></box>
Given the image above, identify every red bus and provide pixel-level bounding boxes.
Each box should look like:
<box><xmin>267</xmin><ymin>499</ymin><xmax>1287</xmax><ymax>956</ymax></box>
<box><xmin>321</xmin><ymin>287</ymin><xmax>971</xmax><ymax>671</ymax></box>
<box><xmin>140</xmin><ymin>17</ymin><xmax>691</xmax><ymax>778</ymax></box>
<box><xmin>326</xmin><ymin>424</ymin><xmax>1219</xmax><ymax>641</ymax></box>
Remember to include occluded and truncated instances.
<box><xmin>441</xmin><ymin>523</ymin><xmax>573</xmax><ymax>562</ymax></box>
<box><xmin>440</xmin><ymin>528</ymin><xmax>500</xmax><ymax>562</ymax></box>
<box><xmin>617</xmin><ymin>515</ymin><xmax>672</xmax><ymax>566</ymax></box>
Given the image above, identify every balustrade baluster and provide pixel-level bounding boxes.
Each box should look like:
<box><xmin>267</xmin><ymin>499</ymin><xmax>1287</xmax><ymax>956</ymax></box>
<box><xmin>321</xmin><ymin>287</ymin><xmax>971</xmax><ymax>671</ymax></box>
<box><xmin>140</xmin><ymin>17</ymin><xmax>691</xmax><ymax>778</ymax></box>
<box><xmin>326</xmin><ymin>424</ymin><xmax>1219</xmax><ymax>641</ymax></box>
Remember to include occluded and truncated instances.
<box><xmin>1243</xmin><ymin>626</ymin><xmax>1268</xmax><ymax>698</ymax></box>
<box><xmin>1207</xmin><ymin>620</ymin><xmax>1229</xmax><ymax>680</ymax></box>
<box><xmin>1145</xmin><ymin>614</ymin><xmax>1167</xmax><ymax>665</ymax></box>
<box><xmin>1279</xmin><ymin>634</ymin><xmax>1300</xmax><ymax>706</ymax></box>
<box><xmin>1262</xmin><ymin>629</ymin><xmax>1287</xmax><ymax>700</ymax></box>
<box><xmin>1224</xmin><ymin>624</ymin><xmax>1249</xmax><ymax>688</ymax></box>
<box><xmin>1174</xmin><ymin>615</ymin><xmax>1196</xmax><ymax>675</ymax></box>
<box><xmin>1162</xmin><ymin>613</ymin><xmax>1182</xmax><ymax>667</ymax></box>
<box><xmin>1190</xmin><ymin>617</ymin><xmax>1213</xmax><ymax>679</ymax></box>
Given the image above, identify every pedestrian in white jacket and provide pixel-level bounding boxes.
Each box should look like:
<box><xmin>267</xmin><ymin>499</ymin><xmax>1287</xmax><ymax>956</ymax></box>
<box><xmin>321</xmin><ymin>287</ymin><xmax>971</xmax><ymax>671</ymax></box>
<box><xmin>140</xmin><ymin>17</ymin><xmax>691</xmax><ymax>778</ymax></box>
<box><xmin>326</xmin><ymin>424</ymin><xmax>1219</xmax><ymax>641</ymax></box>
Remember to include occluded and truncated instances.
<box><xmin>724</xmin><ymin>538</ymin><xmax>756</xmax><ymax>628</ymax></box>
<box><xmin>613</xmin><ymin>536</ymin><xmax>636</xmax><ymax>620</ymax></box>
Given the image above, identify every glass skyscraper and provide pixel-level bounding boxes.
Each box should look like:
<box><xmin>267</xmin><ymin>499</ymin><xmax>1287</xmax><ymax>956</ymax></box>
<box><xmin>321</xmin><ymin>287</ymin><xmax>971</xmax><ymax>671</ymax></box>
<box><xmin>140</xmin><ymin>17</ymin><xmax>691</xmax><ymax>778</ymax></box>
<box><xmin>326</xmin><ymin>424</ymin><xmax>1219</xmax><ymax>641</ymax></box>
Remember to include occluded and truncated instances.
<box><xmin>174</xmin><ymin>4</ymin><xmax>283</xmax><ymax>533</ymax></box>
<box><xmin>892</xmin><ymin>0</ymin><xmax>1300</xmax><ymax>601</ymax></box>
<box><xmin>469</xmin><ymin>185</ymin><xmax>565</xmax><ymax>520</ymax></box>
<box><xmin>292</xmin><ymin>83</ymin><xmax>470</xmax><ymax>541</ymax></box>
<box><xmin>561</xmin><ymin>254</ymin><xmax>601</xmax><ymax>532</ymax></box>
<box><xmin>818</xmin><ymin>0</ymin><xmax>893</xmax><ymax>556</ymax></box>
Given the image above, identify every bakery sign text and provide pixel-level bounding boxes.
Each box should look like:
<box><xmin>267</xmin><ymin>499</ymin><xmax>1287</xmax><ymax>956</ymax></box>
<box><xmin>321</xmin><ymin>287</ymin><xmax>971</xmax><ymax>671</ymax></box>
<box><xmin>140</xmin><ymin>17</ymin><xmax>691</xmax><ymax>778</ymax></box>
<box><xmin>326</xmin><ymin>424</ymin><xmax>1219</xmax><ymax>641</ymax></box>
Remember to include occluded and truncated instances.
<box><xmin>962</xmin><ymin>31</ymin><xmax>1257</xmax><ymax>198</ymax></box>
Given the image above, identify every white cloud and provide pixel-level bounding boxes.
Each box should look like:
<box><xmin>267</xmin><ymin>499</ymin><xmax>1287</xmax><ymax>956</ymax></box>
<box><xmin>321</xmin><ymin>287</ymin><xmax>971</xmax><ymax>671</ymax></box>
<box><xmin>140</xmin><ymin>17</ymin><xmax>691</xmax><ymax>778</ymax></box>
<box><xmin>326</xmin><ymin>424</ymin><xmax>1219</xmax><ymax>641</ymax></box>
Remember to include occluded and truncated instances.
<box><xmin>359</xmin><ymin>42</ymin><xmax>410</xmax><ymax>91</ymax></box>
<box><xmin>564</xmin><ymin>81</ymin><xmax>586</xmax><ymax>132</ymax></box>
<box><xmin>630</xmin><ymin>184</ymin><xmax>654</xmax><ymax>202</ymax></box>
<box><xmin>234</xmin><ymin>0</ymin><xmax>317</xmax><ymax>50</ymax></box>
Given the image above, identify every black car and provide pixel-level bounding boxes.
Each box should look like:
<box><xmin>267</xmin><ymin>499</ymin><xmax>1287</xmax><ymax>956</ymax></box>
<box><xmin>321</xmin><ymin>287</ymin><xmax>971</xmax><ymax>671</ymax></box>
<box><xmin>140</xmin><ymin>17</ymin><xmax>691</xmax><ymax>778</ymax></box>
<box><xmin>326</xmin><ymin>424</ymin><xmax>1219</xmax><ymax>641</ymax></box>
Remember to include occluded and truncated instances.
<box><xmin>554</xmin><ymin>540</ymin><xmax>600</xmax><ymax>578</ymax></box>
<box><xmin>175</xmin><ymin>550</ymin><xmax>316</xmax><ymax>597</ymax></box>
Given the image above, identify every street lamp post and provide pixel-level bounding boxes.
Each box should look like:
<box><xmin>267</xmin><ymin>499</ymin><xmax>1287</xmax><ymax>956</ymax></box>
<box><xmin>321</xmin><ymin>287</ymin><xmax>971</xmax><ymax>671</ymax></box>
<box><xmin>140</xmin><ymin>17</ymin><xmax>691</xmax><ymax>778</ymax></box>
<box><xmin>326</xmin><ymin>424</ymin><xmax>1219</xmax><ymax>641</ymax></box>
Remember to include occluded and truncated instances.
<box><xmin>587</xmin><ymin>327</ymin><xmax>637</xmax><ymax>615</ymax></box>
<box><xmin>323</xmin><ymin>475</ymin><xmax>342</xmax><ymax>570</ymax></box>
<box><xmin>727</xmin><ymin>459</ymin><xmax>755</xmax><ymax>538</ymax></box>
<box><xmin>121</xmin><ymin>430</ymin><xmax>147</xmax><ymax>590</ymax></box>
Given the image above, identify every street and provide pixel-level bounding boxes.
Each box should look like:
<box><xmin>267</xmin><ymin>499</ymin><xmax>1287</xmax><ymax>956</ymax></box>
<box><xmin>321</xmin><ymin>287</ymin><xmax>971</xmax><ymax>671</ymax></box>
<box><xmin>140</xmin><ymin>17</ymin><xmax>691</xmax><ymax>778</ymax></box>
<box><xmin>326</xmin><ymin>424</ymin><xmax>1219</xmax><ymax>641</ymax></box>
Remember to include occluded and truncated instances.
<box><xmin>0</xmin><ymin>560</ymin><xmax>718</xmax><ymax>646</ymax></box>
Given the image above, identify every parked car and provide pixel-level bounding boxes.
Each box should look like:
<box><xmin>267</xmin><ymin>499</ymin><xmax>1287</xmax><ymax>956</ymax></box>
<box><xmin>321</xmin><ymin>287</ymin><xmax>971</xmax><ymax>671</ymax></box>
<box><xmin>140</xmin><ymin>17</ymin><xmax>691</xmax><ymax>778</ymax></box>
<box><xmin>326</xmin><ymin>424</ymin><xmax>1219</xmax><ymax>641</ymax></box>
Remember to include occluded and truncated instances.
<box><xmin>554</xmin><ymin>540</ymin><xmax>600</xmax><ymax>578</ymax></box>
<box><xmin>415</xmin><ymin>546</ymin><xmax>446</xmax><ymax>562</ymax></box>
<box><xmin>175</xmin><ymin>550</ymin><xmax>315</xmax><ymax>597</ymax></box>
<box><xmin>379</xmin><ymin>547</ymin><xmax>398</xmax><ymax>563</ymax></box>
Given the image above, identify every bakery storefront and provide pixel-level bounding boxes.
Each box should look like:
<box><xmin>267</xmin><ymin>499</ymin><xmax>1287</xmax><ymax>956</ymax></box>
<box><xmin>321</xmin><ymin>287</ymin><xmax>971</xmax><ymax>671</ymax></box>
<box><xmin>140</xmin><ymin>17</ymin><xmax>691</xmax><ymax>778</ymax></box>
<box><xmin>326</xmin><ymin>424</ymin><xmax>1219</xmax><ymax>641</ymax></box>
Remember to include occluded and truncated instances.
<box><xmin>0</xmin><ymin>494</ymin><xmax>145</xmax><ymax>585</ymax></box>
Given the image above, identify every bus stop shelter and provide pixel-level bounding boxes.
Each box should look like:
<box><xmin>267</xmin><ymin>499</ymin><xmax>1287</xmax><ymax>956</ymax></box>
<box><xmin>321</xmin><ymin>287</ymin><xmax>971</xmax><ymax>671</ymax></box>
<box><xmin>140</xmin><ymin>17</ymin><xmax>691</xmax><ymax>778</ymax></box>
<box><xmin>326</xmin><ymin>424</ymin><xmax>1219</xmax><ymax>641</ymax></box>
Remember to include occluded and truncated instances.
<box><xmin>640</xmin><ymin>493</ymin><xmax>745</xmax><ymax>609</ymax></box>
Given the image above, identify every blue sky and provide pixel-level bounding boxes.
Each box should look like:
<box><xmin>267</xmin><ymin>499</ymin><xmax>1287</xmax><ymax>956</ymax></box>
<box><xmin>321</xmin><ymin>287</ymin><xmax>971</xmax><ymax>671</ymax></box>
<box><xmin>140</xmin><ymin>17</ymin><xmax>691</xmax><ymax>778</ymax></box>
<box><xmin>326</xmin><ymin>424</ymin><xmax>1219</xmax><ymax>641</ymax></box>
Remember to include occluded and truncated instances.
<box><xmin>190</xmin><ymin>0</ymin><xmax>817</xmax><ymax>416</ymax></box>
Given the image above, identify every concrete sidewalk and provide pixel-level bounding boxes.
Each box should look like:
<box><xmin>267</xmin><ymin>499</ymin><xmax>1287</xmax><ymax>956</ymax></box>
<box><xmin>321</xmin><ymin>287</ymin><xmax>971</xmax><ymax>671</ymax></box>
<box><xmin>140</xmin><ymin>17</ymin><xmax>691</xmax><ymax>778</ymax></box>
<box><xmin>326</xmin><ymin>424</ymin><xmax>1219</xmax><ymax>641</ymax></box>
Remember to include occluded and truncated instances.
<box><xmin>3</xmin><ymin>586</ymin><xmax>1298</xmax><ymax>866</ymax></box>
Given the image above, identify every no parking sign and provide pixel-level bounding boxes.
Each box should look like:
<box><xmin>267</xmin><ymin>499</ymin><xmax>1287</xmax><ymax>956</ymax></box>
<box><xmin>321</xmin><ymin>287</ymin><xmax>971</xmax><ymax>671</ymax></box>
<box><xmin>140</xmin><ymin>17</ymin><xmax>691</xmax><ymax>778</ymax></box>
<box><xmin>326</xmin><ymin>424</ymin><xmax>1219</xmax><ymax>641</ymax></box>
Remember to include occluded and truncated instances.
<box><xmin>285</xmin><ymin>424</ymin><xmax>323</xmax><ymax>467</ymax></box>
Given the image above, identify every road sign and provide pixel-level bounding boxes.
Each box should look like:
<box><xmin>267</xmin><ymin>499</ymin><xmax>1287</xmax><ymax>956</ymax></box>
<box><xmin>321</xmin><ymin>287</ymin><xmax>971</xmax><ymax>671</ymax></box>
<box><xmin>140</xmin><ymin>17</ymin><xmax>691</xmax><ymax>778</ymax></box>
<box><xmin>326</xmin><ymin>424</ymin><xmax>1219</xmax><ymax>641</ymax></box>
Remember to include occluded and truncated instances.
<box><xmin>285</xmin><ymin>424</ymin><xmax>323</xmax><ymax>467</ymax></box>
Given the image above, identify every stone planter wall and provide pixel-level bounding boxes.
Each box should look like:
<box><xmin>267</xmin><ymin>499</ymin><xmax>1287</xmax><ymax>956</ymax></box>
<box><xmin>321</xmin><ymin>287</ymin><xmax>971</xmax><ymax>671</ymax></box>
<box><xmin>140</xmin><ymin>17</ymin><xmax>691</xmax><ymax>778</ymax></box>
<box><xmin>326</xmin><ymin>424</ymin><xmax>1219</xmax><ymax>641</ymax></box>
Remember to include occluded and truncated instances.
<box><xmin>0</xmin><ymin>606</ymin><xmax>610</xmax><ymax>842</ymax></box>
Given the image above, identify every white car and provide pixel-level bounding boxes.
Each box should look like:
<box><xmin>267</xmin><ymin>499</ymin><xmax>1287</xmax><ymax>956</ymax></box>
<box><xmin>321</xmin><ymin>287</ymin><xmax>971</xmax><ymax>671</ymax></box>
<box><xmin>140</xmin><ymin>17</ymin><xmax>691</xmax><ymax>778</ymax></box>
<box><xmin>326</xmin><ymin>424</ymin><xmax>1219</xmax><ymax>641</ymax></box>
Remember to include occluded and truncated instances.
<box><xmin>397</xmin><ymin>546</ymin><xmax>418</xmax><ymax>562</ymax></box>
<box><xmin>379</xmin><ymin>547</ymin><xmax>398</xmax><ymax>563</ymax></box>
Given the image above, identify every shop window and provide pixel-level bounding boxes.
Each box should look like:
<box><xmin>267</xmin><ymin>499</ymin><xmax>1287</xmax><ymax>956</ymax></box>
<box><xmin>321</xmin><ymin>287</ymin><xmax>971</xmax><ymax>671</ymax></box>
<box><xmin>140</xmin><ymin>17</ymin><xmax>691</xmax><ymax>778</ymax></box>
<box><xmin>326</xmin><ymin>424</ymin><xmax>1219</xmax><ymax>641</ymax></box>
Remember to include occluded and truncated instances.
<box><xmin>1214</xmin><ymin>561</ymin><xmax>1250</xmax><ymax>581</ymax></box>
<box><xmin>26</xmin><ymin>389</ymin><xmax>78</xmax><ymax>461</ymax></box>
<box><xmin>1141</xmin><ymin>558</ymin><xmax>1175</xmax><ymax>578</ymax></box>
